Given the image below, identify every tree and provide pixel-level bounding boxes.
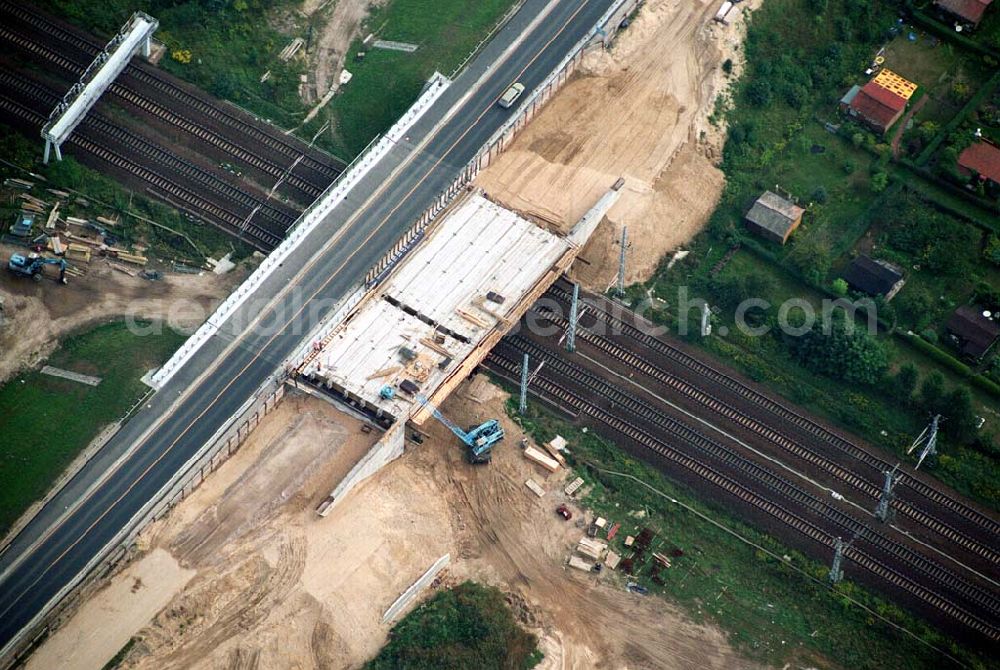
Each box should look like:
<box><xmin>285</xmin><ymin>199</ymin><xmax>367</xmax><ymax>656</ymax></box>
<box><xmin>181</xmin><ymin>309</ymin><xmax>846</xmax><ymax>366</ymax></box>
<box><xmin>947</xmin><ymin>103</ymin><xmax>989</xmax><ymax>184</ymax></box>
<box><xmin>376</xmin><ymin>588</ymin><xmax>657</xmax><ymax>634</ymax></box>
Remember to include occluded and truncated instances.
<box><xmin>787</xmin><ymin>236</ymin><xmax>833</xmax><ymax>286</ymax></box>
<box><xmin>832</xmin><ymin>278</ymin><xmax>849</xmax><ymax>296</ymax></box>
<box><xmin>786</xmin><ymin>318</ymin><xmax>889</xmax><ymax>386</ymax></box>
<box><xmin>894</xmin><ymin>363</ymin><xmax>919</xmax><ymax>402</ymax></box>
<box><xmin>812</xmin><ymin>186</ymin><xmax>829</xmax><ymax>204</ymax></box>
<box><xmin>871</xmin><ymin>171</ymin><xmax>889</xmax><ymax>192</ymax></box>
<box><xmin>366</xmin><ymin>582</ymin><xmax>539</xmax><ymax>670</ymax></box>
<box><xmin>917</xmin><ymin>121</ymin><xmax>939</xmax><ymax>144</ymax></box>
<box><xmin>944</xmin><ymin>387</ymin><xmax>977</xmax><ymax>443</ymax></box>
<box><xmin>919</xmin><ymin>371</ymin><xmax>947</xmax><ymax>414</ymax></box>
<box><xmin>896</xmin><ymin>287</ymin><xmax>935</xmax><ymax>330</ymax></box>
<box><xmin>747</xmin><ymin>80</ymin><xmax>773</xmax><ymax>107</ymax></box>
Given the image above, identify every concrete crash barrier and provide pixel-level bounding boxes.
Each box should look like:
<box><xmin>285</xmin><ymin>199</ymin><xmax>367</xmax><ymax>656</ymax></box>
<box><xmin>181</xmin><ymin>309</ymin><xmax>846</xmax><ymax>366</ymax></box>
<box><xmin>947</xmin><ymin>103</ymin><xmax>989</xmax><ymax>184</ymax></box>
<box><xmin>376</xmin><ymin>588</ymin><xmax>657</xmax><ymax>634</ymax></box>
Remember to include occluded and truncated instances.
<box><xmin>316</xmin><ymin>422</ymin><xmax>406</xmax><ymax>516</ymax></box>
<box><xmin>382</xmin><ymin>553</ymin><xmax>451</xmax><ymax>624</ymax></box>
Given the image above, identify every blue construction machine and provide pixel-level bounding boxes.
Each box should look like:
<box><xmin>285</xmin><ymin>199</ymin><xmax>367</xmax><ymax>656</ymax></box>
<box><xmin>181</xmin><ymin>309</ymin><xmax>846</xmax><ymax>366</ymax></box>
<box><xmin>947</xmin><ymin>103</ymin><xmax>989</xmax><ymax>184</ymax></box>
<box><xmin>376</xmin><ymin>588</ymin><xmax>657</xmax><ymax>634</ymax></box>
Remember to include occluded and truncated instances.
<box><xmin>416</xmin><ymin>394</ymin><xmax>503</xmax><ymax>464</ymax></box>
<box><xmin>7</xmin><ymin>252</ymin><xmax>68</xmax><ymax>284</ymax></box>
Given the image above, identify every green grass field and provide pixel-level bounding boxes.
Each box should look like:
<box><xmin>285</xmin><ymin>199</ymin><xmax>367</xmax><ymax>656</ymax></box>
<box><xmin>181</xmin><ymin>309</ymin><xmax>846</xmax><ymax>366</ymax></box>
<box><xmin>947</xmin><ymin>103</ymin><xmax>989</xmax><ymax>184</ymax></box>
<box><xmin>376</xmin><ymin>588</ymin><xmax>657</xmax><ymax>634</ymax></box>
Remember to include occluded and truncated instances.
<box><xmin>0</xmin><ymin>321</ymin><xmax>186</xmax><ymax>534</ymax></box>
<box><xmin>318</xmin><ymin>0</ymin><xmax>519</xmax><ymax>157</ymax></box>
<box><xmin>506</xmin><ymin>395</ymin><xmax>992</xmax><ymax>670</ymax></box>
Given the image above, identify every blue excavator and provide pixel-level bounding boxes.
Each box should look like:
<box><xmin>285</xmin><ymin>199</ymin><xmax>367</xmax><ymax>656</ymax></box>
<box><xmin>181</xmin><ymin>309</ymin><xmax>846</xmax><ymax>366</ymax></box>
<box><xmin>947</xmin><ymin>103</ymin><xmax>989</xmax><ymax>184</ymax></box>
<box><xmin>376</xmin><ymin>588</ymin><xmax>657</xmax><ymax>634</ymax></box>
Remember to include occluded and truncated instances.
<box><xmin>7</xmin><ymin>252</ymin><xmax>68</xmax><ymax>284</ymax></box>
<box><xmin>416</xmin><ymin>394</ymin><xmax>503</xmax><ymax>464</ymax></box>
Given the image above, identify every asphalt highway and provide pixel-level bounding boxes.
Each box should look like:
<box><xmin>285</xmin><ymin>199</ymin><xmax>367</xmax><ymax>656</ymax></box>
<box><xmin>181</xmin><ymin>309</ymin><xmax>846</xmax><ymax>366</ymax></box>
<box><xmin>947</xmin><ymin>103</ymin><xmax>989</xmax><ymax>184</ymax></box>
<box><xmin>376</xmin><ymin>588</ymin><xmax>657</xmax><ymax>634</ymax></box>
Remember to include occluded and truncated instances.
<box><xmin>0</xmin><ymin>0</ymin><xmax>616</xmax><ymax>655</ymax></box>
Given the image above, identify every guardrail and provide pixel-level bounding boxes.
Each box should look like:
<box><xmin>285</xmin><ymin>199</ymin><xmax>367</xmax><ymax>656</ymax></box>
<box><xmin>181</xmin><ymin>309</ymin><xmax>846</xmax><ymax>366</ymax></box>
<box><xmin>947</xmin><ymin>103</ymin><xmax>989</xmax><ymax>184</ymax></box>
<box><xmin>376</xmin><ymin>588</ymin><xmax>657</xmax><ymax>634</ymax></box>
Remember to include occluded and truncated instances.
<box><xmin>361</xmin><ymin>0</ymin><xmax>637</xmax><ymax>296</ymax></box>
<box><xmin>149</xmin><ymin>72</ymin><xmax>452</xmax><ymax>389</ymax></box>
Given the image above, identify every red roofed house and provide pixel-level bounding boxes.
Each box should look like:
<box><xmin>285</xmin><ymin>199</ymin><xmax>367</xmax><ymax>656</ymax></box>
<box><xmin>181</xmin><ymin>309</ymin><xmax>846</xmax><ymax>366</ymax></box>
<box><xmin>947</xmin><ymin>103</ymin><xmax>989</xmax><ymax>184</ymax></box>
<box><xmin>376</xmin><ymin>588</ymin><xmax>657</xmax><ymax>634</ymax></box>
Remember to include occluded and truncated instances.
<box><xmin>935</xmin><ymin>0</ymin><xmax>993</xmax><ymax>27</ymax></box>
<box><xmin>958</xmin><ymin>141</ymin><xmax>1000</xmax><ymax>188</ymax></box>
<box><xmin>840</xmin><ymin>69</ymin><xmax>916</xmax><ymax>136</ymax></box>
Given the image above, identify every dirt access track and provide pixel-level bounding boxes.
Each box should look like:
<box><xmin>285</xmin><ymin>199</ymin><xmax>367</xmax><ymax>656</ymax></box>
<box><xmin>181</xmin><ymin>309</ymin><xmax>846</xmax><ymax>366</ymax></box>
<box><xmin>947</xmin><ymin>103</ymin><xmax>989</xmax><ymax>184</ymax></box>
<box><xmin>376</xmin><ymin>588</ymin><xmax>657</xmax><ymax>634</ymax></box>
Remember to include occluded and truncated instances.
<box><xmin>0</xmin><ymin>242</ymin><xmax>240</xmax><ymax>385</ymax></box>
<box><xmin>477</xmin><ymin>0</ymin><xmax>758</xmax><ymax>290</ymax></box>
<box><xmin>30</xmin><ymin>379</ymin><xmax>762</xmax><ymax>670</ymax></box>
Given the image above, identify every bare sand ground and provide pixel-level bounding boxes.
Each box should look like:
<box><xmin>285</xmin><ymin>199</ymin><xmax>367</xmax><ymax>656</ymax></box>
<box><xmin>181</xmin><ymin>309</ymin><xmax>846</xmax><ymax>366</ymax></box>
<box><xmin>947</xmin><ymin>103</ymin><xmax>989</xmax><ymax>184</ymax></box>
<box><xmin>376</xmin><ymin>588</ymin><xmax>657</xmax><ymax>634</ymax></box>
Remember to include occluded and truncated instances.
<box><xmin>300</xmin><ymin>0</ymin><xmax>386</xmax><ymax>106</ymax></box>
<box><xmin>33</xmin><ymin>381</ymin><xmax>763</xmax><ymax>670</ymax></box>
<box><xmin>476</xmin><ymin>0</ymin><xmax>759</xmax><ymax>290</ymax></box>
<box><xmin>0</xmin><ymin>243</ymin><xmax>239</xmax><ymax>385</ymax></box>
<box><xmin>25</xmin><ymin>549</ymin><xmax>194</xmax><ymax>670</ymax></box>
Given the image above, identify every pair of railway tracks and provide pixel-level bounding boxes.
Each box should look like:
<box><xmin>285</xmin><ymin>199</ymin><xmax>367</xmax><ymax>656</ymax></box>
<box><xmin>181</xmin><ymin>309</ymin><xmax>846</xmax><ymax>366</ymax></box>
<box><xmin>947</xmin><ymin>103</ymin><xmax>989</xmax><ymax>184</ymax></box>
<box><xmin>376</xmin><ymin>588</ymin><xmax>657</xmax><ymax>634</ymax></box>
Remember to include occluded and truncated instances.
<box><xmin>531</xmin><ymin>301</ymin><xmax>999</xmax><ymax>568</ymax></box>
<box><xmin>544</xmin><ymin>284</ymin><xmax>1000</xmax><ymax>551</ymax></box>
<box><xmin>0</xmin><ymin>90</ymin><xmax>283</xmax><ymax>248</ymax></box>
<box><xmin>485</xmin><ymin>342</ymin><xmax>1000</xmax><ymax>640</ymax></box>
<box><xmin>0</xmin><ymin>71</ymin><xmax>296</xmax><ymax>238</ymax></box>
<box><xmin>0</xmin><ymin>3</ymin><xmax>353</xmax><ymax>247</ymax></box>
<box><xmin>0</xmin><ymin>24</ymin><xmax>323</xmax><ymax>205</ymax></box>
<box><xmin>0</xmin><ymin>0</ymin><xmax>342</xmax><ymax>191</ymax></box>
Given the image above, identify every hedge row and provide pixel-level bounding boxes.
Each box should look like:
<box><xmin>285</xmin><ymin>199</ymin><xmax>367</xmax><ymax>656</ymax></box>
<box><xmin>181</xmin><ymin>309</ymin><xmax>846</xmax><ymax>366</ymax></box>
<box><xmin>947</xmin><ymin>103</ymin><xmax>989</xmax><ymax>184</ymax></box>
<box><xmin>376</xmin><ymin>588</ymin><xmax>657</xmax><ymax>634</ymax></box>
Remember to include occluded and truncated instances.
<box><xmin>899</xmin><ymin>332</ymin><xmax>1000</xmax><ymax>398</ymax></box>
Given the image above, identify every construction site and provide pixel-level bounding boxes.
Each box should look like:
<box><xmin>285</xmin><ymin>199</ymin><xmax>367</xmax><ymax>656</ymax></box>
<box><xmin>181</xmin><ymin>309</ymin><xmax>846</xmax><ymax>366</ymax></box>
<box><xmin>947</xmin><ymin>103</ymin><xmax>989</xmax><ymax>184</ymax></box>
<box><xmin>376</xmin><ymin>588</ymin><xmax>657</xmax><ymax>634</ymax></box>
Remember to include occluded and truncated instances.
<box><xmin>1</xmin><ymin>0</ymin><xmax>998</xmax><ymax>668</ymax></box>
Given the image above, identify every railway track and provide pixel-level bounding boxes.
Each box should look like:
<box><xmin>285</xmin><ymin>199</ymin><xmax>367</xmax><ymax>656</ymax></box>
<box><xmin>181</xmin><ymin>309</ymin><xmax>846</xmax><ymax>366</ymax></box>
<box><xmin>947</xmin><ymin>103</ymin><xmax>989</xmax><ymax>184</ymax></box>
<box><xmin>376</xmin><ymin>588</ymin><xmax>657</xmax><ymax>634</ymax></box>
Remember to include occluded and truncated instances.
<box><xmin>530</xmin><ymin>304</ymin><xmax>1000</xmax><ymax>567</ymax></box>
<box><xmin>0</xmin><ymin>92</ymin><xmax>282</xmax><ymax>248</ymax></box>
<box><xmin>485</xmin><ymin>347</ymin><xmax>1000</xmax><ymax>640</ymax></box>
<box><xmin>0</xmin><ymin>5</ymin><xmax>339</xmax><ymax>198</ymax></box>
<box><xmin>0</xmin><ymin>1</ymin><xmax>342</xmax><ymax>177</ymax></box>
<box><xmin>545</xmin><ymin>283</ymin><xmax>1000</xmax><ymax>546</ymax></box>
<box><xmin>497</xmin><ymin>336</ymin><xmax>1000</xmax><ymax>619</ymax></box>
<box><xmin>0</xmin><ymin>23</ymin><xmax>322</xmax><ymax>204</ymax></box>
<box><xmin>0</xmin><ymin>71</ymin><xmax>297</xmax><ymax>235</ymax></box>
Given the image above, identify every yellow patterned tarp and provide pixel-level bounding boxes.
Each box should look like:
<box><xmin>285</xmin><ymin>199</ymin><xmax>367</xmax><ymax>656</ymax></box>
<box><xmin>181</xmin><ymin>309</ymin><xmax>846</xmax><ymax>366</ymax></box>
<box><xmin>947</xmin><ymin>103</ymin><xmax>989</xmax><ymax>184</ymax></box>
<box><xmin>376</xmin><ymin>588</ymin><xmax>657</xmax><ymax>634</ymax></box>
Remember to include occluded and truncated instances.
<box><xmin>872</xmin><ymin>69</ymin><xmax>918</xmax><ymax>100</ymax></box>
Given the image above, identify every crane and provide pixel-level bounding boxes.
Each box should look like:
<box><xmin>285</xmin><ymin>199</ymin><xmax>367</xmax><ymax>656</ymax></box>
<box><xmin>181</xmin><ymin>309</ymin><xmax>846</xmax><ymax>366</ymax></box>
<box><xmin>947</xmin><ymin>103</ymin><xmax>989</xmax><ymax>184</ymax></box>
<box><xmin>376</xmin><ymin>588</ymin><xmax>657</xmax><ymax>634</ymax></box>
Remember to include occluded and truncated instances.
<box><xmin>415</xmin><ymin>394</ymin><xmax>503</xmax><ymax>464</ymax></box>
<box><xmin>7</xmin><ymin>253</ymin><xmax>68</xmax><ymax>284</ymax></box>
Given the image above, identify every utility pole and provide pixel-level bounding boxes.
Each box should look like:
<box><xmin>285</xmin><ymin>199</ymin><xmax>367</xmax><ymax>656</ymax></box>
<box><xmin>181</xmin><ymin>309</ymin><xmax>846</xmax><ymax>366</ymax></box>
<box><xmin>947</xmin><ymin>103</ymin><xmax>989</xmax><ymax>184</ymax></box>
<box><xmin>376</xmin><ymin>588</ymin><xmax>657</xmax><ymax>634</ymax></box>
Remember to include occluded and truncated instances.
<box><xmin>519</xmin><ymin>353</ymin><xmax>529</xmax><ymax>415</ymax></box>
<box><xmin>828</xmin><ymin>537</ymin><xmax>845</xmax><ymax>584</ymax></box>
<box><xmin>700</xmin><ymin>302</ymin><xmax>712</xmax><ymax>337</ymax></box>
<box><xmin>566</xmin><ymin>282</ymin><xmax>579</xmax><ymax>353</ymax></box>
<box><xmin>616</xmin><ymin>226</ymin><xmax>628</xmax><ymax>297</ymax></box>
<box><xmin>908</xmin><ymin>414</ymin><xmax>940</xmax><ymax>469</ymax></box>
<box><xmin>874</xmin><ymin>466</ymin><xmax>900</xmax><ymax>523</ymax></box>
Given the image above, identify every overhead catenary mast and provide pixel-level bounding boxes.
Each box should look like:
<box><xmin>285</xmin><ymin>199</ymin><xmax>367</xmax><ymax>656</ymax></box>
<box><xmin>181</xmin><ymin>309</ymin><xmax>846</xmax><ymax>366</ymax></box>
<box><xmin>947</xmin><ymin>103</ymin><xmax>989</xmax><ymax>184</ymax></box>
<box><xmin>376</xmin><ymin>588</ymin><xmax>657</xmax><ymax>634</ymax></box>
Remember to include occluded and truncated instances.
<box><xmin>908</xmin><ymin>414</ymin><xmax>941</xmax><ymax>469</ymax></box>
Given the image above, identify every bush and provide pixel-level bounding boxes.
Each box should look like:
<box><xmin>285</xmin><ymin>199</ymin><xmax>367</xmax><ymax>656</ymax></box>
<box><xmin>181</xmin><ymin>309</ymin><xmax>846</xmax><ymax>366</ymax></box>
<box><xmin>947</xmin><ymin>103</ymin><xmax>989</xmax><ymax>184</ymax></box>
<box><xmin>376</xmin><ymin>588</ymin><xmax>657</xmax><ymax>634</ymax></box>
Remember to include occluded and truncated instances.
<box><xmin>877</xmin><ymin>191</ymin><xmax>981</xmax><ymax>276</ymax></box>
<box><xmin>366</xmin><ymin>582</ymin><xmax>539</xmax><ymax>670</ymax></box>
<box><xmin>894</xmin><ymin>363</ymin><xmax>919</xmax><ymax>401</ymax></box>
<box><xmin>919</xmin><ymin>371</ymin><xmax>947</xmax><ymax>414</ymax></box>
<box><xmin>786</xmin><ymin>318</ymin><xmax>889</xmax><ymax>386</ymax></box>
<box><xmin>871</xmin><ymin>171</ymin><xmax>889</xmax><ymax>192</ymax></box>
<box><xmin>985</xmin><ymin>235</ymin><xmax>1000</xmax><ymax>267</ymax></box>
